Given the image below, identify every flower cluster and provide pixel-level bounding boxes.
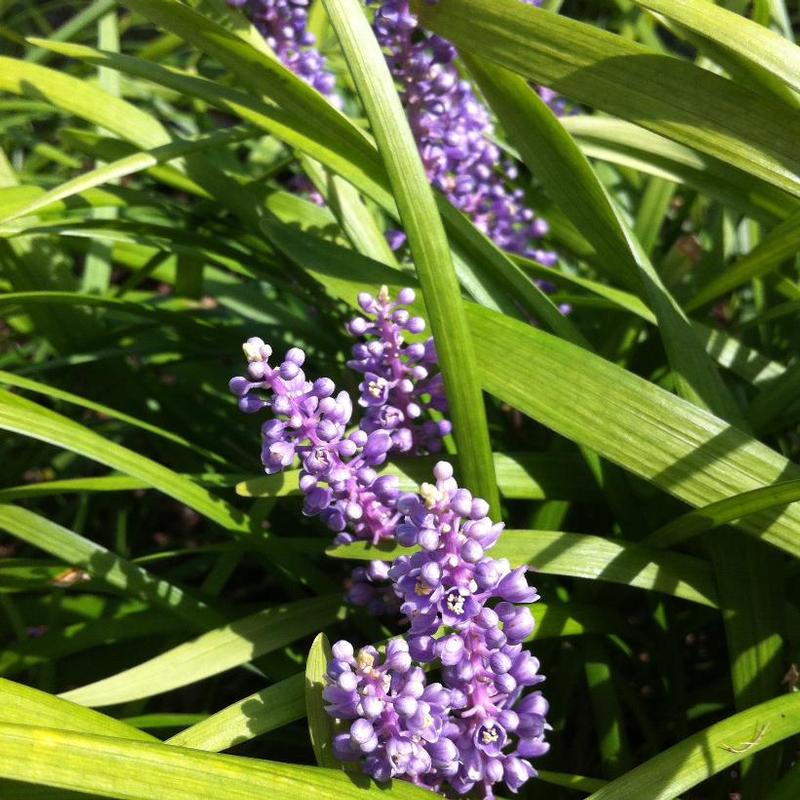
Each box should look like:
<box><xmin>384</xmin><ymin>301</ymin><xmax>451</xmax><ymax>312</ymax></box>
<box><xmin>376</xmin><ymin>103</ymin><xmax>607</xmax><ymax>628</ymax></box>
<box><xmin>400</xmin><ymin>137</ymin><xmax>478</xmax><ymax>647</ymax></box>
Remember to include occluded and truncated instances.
<box><xmin>229</xmin><ymin>287</ymin><xmax>447</xmax><ymax>548</ymax></box>
<box><xmin>325</xmin><ymin>639</ymin><xmax>459</xmax><ymax>782</ymax></box>
<box><xmin>327</xmin><ymin>462</ymin><xmax>549</xmax><ymax>797</ymax></box>
<box><xmin>369</xmin><ymin>0</ymin><xmax>557</xmax><ymax>267</ymax></box>
<box><xmin>230</xmin><ymin>337</ymin><xmax>402</xmax><ymax>544</ymax></box>
<box><xmin>228</xmin><ymin>0</ymin><xmax>562</xmax><ymax>279</ymax></box>
<box><xmin>225</xmin><ymin>0</ymin><xmax>337</xmax><ymax>98</ymax></box>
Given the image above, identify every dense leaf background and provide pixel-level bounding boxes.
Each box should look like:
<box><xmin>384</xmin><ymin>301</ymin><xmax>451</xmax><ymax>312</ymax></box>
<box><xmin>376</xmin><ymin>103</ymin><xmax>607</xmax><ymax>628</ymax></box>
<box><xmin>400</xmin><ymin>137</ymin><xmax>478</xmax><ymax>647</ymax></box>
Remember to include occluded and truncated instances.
<box><xmin>0</xmin><ymin>0</ymin><xmax>799</xmax><ymax>798</ymax></box>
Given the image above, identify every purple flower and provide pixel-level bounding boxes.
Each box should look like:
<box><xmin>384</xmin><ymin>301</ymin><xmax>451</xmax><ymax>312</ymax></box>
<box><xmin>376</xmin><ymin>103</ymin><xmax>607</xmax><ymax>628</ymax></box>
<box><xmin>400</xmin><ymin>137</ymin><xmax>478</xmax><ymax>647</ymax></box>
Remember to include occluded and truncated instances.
<box><xmin>474</xmin><ymin>720</ymin><xmax>508</xmax><ymax>757</ymax></box>
<box><xmin>231</xmin><ymin>292</ymin><xmax>550</xmax><ymax>798</ymax></box>
<box><xmin>230</xmin><ymin>336</ymin><xmax>402</xmax><ymax>543</ymax></box>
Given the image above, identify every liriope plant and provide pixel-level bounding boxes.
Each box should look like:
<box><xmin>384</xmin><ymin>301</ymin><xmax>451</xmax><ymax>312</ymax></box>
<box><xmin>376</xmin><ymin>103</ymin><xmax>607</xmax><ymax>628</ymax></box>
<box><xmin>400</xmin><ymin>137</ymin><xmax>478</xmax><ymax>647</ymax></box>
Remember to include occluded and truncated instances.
<box><xmin>0</xmin><ymin>0</ymin><xmax>799</xmax><ymax>799</ymax></box>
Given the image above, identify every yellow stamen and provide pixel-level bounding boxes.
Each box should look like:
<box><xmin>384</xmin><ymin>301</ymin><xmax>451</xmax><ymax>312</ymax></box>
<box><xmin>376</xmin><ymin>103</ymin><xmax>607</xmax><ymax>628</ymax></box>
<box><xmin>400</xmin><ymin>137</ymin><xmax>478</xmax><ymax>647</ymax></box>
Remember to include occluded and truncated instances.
<box><xmin>420</xmin><ymin>482</ymin><xmax>440</xmax><ymax>509</ymax></box>
<box><xmin>356</xmin><ymin>650</ymin><xmax>375</xmax><ymax>671</ymax></box>
<box><xmin>482</xmin><ymin>726</ymin><xmax>499</xmax><ymax>745</ymax></box>
<box><xmin>447</xmin><ymin>594</ymin><xmax>466</xmax><ymax>615</ymax></box>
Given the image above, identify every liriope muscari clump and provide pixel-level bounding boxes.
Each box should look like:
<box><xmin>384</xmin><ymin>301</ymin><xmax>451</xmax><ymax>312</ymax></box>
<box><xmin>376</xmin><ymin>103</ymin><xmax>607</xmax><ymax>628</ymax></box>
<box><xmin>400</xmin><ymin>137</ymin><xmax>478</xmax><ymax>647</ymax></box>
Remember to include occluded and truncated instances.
<box><xmin>231</xmin><ymin>286</ymin><xmax>550</xmax><ymax>798</ymax></box>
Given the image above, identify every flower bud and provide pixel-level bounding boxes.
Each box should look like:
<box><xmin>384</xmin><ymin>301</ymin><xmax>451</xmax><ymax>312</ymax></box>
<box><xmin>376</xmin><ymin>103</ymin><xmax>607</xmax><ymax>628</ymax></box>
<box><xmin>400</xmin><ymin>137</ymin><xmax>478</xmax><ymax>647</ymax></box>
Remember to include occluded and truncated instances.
<box><xmin>504</xmin><ymin>607</ymin><xmax>535</xmax><ymax>643</ymax></box>
<box><xmin>349</xmin><ymin>718</ymin><xmax>374</xmax><ymax>745</ymax></box>
<box><xmin>394</xmin><ymin>695</ymin><xmax>418</xmax><ymax>717</ymax></box>
<box><xmin>497</xmin><ymin>566</ymin><xmax>538</xmax><ymax>604</ymax></box>
<box><xmin>437</xmin><ymin>634</ymin><xmax>464</xmax><ymax>666</ymax></box>
<box><xmin>504</xmin><ymin>757</ymin><xmax>534</xmax><ymax>792</ymax></box>
<box><xmin>361</xmin><ymin>695</ymin><xmax>384</xmax><ymax>719</ymax></box>
<box><xmin>331</xmin><ymin>640</ymin><xmax>354</xmax><ymax>661</ymax></box>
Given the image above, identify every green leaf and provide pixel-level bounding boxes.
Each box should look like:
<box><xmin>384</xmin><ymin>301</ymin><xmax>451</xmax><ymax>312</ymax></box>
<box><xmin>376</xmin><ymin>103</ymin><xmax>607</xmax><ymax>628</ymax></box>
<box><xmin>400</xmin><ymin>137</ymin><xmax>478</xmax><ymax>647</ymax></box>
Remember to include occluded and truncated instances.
<box><xmin>688</xmin><ymin>209</ymin><xmax>800</xmax><ymax>310</ymax></box>
<box><xmin>0</xmin><ymin>723</ymin><xmax>435</xmax><ymax>800</ymax></box>
<box><xmin>0</xmin><ymin>504</ymin><xmax>222</xmax><ymax>628</ymax></box>
<box><xmin>25</xmin><ymin>0</ymin><xmax>117</xmax><ymax>64</ymax></box>
<box><xmin>0</xmin><ymin>678</ymin><xmax>155</xmax><ymax>742</ymax></box>
<box><xmin>562</xmin><ymin>116</ymin><xmax>796</xmax><ymax>224</ymax></box>
<box><xmin>0</xmin><ymin>560</ymin><xmax>71</xmax><ymax>593</ymax></box>
<box><xmin>0</xmin><ymin>389</ymin><xmax>323</xmax><ymax>588</ymax></box>
<box><xmin>0</xmin><ymin>291</ymin><xmax>224</xmax><ymax>334</ymax></box>
<box><xmin>466</xmin><ymin>304</ymin><xmax>800</xmax><ymax>558</ymax></box>
<box><xmin>123</xmin><ymin>715</ymin><xmax>207</xmax><ymax>731</ymax></box>
<box><xmin>0</xmin><ymin>185</ymin><xmax>130</xmax><ymax>219</ymax></box>
<box><xmin>305</xmin><ymin>633</ymin><xmax>337</xmax><ymax>768</ymax></box>
<box><xmin>631</xmin><ymin>0</ymin><xmax>800</xmax><ymax>96</ymax></box>
<box><xmin>0</xmin><ymin>390</ymin><xmax>246</xmax><ymax>533</ymax></box>
<box><xmin>534</xmin><ymin>602</ymin><xmax>616</xmax><ymax>640</ymax></box>
<box><xmin>646</xmin><ymin>478</ymin><xmax>800</xmax><ymax>548</ymax></box>
<box><xmin>0</xmin><ymin>611</ymin><xmax>185</xmax><ymax>678</ymax></box>
<box><xmin>538</xmin><ymin>771</ymin><xmax>607</xmax><ymax>793</ymax></box>
<box><xmin>0</xmin><ymin>475</ymin><xmax>246</xmax><ymax>503</ymax></box>
<box><xmin>695</xmin><ymin>324</ymin><xmax>786</xmax><ymax>388</ymax></box>
<box><xmin>0</xmin><ymin>369</ymin><xmax>233</xmax><ymax>468</ymax></box>
<box><xmin>327</xmin><ymin>530</ymin><xmax>718</xmax><ymax>607</ymax></box>
<box><xmin>167</xmin><ymin>674</ymin><xmax>305</xmax><ymax>753</ymax></box>
<box><xmin>749</xmin><ymin>362</ymin><xmax>800</xmax><ymax>433</ymax></box>
<box><xmin>59</xmin><ymin>595</ymin><xmax>346</xmax><ymax>707</ymax></box>
<box><xmin>0</xmin><ymin>55</ymin><xmax>258</xmax><ymax>228</ymax></box>
<box><xmin>322</xmin><ymin>0</ymin><xmax>499</xmax><ymax>513</ymax></box>
<box><xmin>0</xmin><ymin>128</ymin><xmax>252</xmax><ymax>226</ymax></box>
<box><xmin>299</xmin><ymin>156</ymin><xmax>399</xmax><ymax>266</ymax></box>
<box><xmin>0</xmin><ymin>56</ymin><xmax>165</xmax><ymax>147</ymax></box>
<box><xmin>583</xmin><ymin>637</ymin><xmax>632</xmax><ymax>777</ymax></box>
<box><xmin>585</xmin><ymin>694</ymin><xmax>800</xmax><ymax>800</ymax></box>
<box><xmin>633</xmin><ymin>177</ymin><xmax>676</xmax><ymax>256</ymax></box>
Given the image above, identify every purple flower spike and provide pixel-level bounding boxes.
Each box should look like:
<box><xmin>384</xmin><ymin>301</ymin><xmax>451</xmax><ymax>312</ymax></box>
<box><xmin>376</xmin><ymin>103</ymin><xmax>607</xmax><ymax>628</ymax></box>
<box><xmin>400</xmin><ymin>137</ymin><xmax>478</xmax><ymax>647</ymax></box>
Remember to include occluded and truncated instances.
<box><xmin>369</xmin><ymin>0</ymin><xmax>559</xmax><ymax>269</ymax></box>
<box><xmin>230</xmin><ymin>337</ymin><xmax>401</xmax><ymax>543</ymax></box>
<box><xmin>327</xmin><ymin>461</ymin><xmax>550</xmax><ymax>797</ymax></box>
<box><xmin>230</xmin><ymin>287</ymin><xmax>447</xmax><ymax>549</ymax></box>
<box><xmin>231</xmin><ymin>293</ymin><xmax>550</xmax><ymax>798</ymax></box>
